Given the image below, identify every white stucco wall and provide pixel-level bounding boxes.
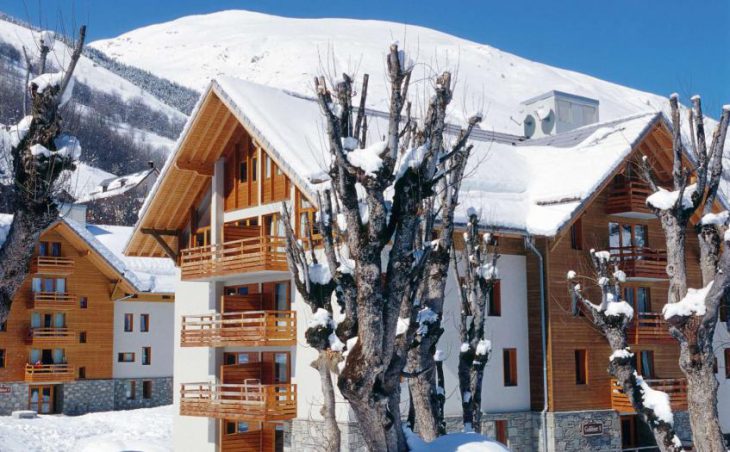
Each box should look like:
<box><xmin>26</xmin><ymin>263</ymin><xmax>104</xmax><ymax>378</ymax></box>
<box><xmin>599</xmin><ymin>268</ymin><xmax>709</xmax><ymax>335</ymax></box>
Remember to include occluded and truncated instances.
<box><xmin>173</xmin><ymin>280</ymin><xmax>219</xmax><ymax>452</ymax></box>
<box><xmin>113</xmin><ymin>299</ymin><xmax>174</xmax><ymax>378</ymax></box>
<box><xmin>436</xmin><ymin>253</ymin><xmax>532</xmax><ymax>415</ymax></box>
<box><xmin>715</xmin><ymin>324</ymin><xmax>730</xmax><ymax>433</ymax></box>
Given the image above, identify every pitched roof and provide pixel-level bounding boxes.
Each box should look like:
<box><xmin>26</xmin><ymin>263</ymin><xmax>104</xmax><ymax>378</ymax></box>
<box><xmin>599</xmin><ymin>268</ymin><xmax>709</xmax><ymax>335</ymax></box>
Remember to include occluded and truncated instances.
<box><xmin>0</xmin><ymin>213</ymin><xmax>175</xmax><ymax>294</ymax></box>
<box><xmin>76</xmin><ymin>167</ymin><xmax>157</xmax><ymax>203</ymax></box>
<box><xmin>124</xmin><ymin>77</ymin><xmax>699</xmax><ymax>255</ymax></box>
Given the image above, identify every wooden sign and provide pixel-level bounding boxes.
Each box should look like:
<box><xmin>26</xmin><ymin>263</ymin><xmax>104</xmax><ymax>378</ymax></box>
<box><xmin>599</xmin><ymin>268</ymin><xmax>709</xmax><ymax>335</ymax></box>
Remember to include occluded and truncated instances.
<box><xmin>582</xmin><ymin>422</ymin><xmax>603</xmax><ymax>436</ymax></box>
<box><xmin>0</xmin><ymin>385</ymin><xmax>11</xmax><ymax>394</ymax></box>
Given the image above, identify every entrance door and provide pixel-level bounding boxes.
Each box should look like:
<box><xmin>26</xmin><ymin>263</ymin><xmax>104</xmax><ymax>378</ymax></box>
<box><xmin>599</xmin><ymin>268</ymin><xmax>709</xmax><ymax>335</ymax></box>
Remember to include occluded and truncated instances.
<box><xmin>28</xmin><ymin>385</ymin><xmax>55</xmax><ymax>414</ymax></box>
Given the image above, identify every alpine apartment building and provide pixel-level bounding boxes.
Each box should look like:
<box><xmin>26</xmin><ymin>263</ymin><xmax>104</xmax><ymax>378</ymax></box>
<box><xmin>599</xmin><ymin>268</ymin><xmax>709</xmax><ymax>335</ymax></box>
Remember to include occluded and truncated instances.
<box><xmin>124</xmin><ymin>78</ymin><xmax>730</xmax><ymax>451</ymax></box>
<box><xmin>0</xmin><ymin>208</ymin><xmax>177</xmax><ymax>415</ymax></box>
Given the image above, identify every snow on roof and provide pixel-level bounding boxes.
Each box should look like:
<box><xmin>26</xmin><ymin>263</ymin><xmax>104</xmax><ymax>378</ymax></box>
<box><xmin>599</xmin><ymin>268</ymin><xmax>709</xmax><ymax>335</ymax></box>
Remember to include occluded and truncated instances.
<box><xmin>86</xmin><ymin>224</ymin><xmax>178</xmax><ymax>293</ymax></box>
<box><xmin>77</xmin><ymin>167</ymin><xmax>155</xmax><ymax>203</ymax></box>
<box><xmin>0</xmin><ymin>213</ymin><xmax>174</xmax><ymax>294</ymax></box>
<box><xmin>61</xmin><ymin>163</ymin><xmax>117</xmax><ymax>201</ymax></box>
<box><xmin>169</xmin><ymin>77</ymin><xmax>661</xmax><ymax>236</ymax></box>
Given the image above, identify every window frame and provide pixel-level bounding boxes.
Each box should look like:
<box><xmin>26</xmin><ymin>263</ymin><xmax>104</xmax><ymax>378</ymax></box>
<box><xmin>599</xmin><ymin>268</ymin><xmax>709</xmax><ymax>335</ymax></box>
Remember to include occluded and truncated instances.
<box><xmin>142</xmin><ymin>380</ymin><xmax>153</xmax><ymax>399</ymax></box>
<box><xmin>575</xmin><ymin>349</ymin><xmax>588</xmax><ymax>385</ymax></box>
<box><xmin>118</xmin><ymin>352</ymin><xmax>135</xmax><ymax>363</ymax></box>
<box><xmin>124</xmin><ymin>313</ymin><xmax>134</xmax><ymax>332</ymax></box>
<box><xmin>125</xmin><ymin>380</ymin><xmax>136</xmax><ymax>400</ymax></box>
<box><xmin>79</xmin><ymin>296</ymin><xmax>88</xmax><ymax>309</ymax></box>
<box><xmin>140</xmin><ymin>314</ymin><xmax>150</xmax><ymax>333</ymax></box>
<box><xmin>142</xmin><ymin>347</ymin><xmax>151</xmax><ymax>366</ymax></box>
<box><xmin>79</xmin><ymin>331</ymin><xmax>87</xmax><ymax>344</ymax></box>
<box><xmin>570</xmin><ymin>217</ymin><xmax>583</xmax><ymax>250</ymax></box>
<box><xmin>0</xmin><ymin>349</ymin><xmax>5</xmax><ymax>368</ymax></box>
<box><xmin>503</xmin><ymin>348</ymin><xmax>518</xmax><ymax>387</ymax></box>
<box><xmin>488</xmin><ymin>280</ymin><xmax>502</xmax><ymax>317</ymax></box>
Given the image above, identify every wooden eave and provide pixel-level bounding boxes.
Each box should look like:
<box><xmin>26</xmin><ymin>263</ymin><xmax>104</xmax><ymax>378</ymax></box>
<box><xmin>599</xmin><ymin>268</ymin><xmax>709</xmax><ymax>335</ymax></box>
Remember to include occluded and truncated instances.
<box><xmin>125</xmin><ymin>82</ymin><xmax>320</xmax><ymax>258</ymax></box>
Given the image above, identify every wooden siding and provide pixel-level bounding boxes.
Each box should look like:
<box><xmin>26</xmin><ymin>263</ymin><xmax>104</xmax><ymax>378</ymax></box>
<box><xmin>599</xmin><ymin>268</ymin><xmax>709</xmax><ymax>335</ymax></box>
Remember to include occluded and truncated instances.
<box><xmin>0</xmin><ymin>228</ymin><xmax>116</xmax><ymax>383</ymax></box>
<box><xmin>544</xmin><ymin>156</ymin><xmax>701</xmax><ymax>412</ymax></box>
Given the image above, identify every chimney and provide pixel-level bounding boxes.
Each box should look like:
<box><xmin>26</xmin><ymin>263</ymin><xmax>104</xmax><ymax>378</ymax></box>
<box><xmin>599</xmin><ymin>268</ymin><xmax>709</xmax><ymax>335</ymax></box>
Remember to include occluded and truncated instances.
<box><xmin>521</xmin><ymin>91</ymin><xmax>599</xmax><ymax>138</ymax></box>
<box><xmin>59</xmin><ymin>203</ymin><xmax>88</xmax><ymax>226</ymax></box>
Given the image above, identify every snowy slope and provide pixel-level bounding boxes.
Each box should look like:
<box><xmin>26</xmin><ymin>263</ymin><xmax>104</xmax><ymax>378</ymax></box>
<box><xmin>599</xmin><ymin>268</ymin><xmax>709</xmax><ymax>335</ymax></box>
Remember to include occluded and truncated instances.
<box><xmin>91</xmin><ymin>9</ymin><xmax>675</xmax><ymax>134</ymax></box>
<box><xmin>0</xmin><ymin>18</ymin><xmax>185</xmax><ymax>125</ymax></box>
<box><xmin>0</xmin><ymin>405</ymin><xmax>172</xmax><ymax>452</ymax></box>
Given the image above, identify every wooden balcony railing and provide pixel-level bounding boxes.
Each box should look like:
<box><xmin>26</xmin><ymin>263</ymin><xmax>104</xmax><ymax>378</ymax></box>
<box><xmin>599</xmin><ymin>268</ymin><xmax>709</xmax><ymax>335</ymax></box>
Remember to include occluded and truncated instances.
<box><xmin>31</xmin><ymin>292</ymin><xmax>76</xmax><ymax>310</ymax></box>
<box><xmin>180</xmin><ymin>236</ymin><xmax>288</xmax><ymax>280</ymax></box>
<box><xmin>28</xmin><ymin>328</ymin><xmax>76</xmax><ymax>344</ymax></box>
<box><xmin>627</xmin><ymin>312</ymin><xmax>672</xmax><ymax>344</ymax></box>
<box><xmin>180</xmin><ymin>382</ymin><xmax>297</xmax><ymax>421</ymax></box>
<box><xmin>610</xmin><ymin>246</ymin><xmax>668</xmax><ymax>279</ymax></box>
<box><xmin>32</xmin><ymin>256</ymin><xmax>75</xmax><ymax>275</ymax></box>
<box><xmin>611</xmin><ymin>378</ymin><xmax>687</xmax><ymax>413</ymax></box>
<box><xmin>181</xmin><ymin>310</ymin><xmax>296</xmax><ymax>347</ymax></box>
<box><xmin>606</xmin><ymin>180</ymin><xmax>653</xmax><ymax>215</ymax></box>
<box><xmin>24</xmin><ymin>364</ymin><xmax>74</xmax><ymax>383</ymax></box>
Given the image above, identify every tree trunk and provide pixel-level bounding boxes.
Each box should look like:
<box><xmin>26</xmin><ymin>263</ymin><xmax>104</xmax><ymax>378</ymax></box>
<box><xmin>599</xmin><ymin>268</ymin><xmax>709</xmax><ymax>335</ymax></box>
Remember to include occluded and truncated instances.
<box><xmin>316</xmin><ymin>353</ymin><xmax>341</xmax><ymax>452</ymax></box>
<box><xmin>684</xmin><ymin>365</ymin><xmax>725</xmax><ymax>451</ymax></box>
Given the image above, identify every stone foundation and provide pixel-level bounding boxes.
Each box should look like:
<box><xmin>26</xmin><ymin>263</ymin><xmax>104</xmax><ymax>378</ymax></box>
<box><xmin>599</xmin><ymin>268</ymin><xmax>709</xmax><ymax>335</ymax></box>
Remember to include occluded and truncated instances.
<box><xmin>0</xmin><ymin>377</ymin><xmax>173</xmax><ymax>416</ymax></box>
<box><xmin>545</xmin><ymin>410</ymin><xmax>621</xmax><ymax>452</ymax></box>
<box><xmin>114</xmin><ymin>377</ymin><xmax>173</xmax><ymax>410</ymax></box>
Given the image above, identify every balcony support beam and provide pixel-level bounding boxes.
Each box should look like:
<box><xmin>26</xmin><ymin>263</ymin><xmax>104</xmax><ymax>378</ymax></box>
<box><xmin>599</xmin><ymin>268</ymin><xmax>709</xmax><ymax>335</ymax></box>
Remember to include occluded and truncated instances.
<box><xmin>141</xmin><ymin>228</ymin><xmax>179</xmax><ymax>262</ymax></box>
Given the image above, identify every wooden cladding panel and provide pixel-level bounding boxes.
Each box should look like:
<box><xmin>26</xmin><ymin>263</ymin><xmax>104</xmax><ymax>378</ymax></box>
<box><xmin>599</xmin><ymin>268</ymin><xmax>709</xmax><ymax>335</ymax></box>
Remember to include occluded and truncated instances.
<box><xmin>0</xmin><ymin>230</ymin><xmax>114</xmax><ymax>383</ymax></box>
<box><xmin>544</xmin><ymin>164</ymin><xmax>701</xmax><ymax>411</ymax></box>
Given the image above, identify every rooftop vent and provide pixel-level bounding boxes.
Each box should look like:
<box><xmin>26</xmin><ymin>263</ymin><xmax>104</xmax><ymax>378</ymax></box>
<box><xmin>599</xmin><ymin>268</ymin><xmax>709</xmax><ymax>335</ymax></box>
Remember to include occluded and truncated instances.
<box><xmin>521</xmin><ymin>91</ymin><xmax>599</xmax><ymax>138</ymax></box>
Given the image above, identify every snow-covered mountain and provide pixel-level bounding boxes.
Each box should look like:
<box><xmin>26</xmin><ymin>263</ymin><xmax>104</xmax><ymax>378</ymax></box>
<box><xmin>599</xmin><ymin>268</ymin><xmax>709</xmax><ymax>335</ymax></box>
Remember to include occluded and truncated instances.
<box><xmin>0</xmin><ymin>13</ymin><xmax>189</xmax><ymax>178</ymax></box>
<box><xmin>90</xmin><ymin>9</ymin><xmax>676</xmax><ymax>135</ymax></box>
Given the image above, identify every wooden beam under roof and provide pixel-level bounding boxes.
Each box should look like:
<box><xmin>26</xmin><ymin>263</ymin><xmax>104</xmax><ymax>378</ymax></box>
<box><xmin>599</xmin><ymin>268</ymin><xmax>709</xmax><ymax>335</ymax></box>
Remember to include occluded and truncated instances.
<box><xmin>141</xmin><ymin>228</ymin><xmax>179</xmax><ymax>262</ymax></box>
<box><xmin>175</xmin><ymin>160</ymin><xmax>214</xmax><ymax>176</ymax></box>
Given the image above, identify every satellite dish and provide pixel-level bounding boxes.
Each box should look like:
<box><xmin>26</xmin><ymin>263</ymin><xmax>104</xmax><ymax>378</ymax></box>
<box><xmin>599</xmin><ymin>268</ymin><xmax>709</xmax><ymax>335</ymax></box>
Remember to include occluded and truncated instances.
<box><xmin>541</xmin><ymin>109</ymin><xmax>555</xmax><ymax>135</ymax></box>
<box><xmin>524</xmin><ymin>114</ymin><xmax>536</xmax><ymax>138</ymax></box>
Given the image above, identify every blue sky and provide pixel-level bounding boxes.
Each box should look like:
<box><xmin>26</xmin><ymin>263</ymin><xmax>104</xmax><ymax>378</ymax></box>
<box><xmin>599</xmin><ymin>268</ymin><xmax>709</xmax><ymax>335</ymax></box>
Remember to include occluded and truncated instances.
<box><xmin>4</xmin><ymin>0</ymin><xmax>729</xmax><ymax>112</ymax></box>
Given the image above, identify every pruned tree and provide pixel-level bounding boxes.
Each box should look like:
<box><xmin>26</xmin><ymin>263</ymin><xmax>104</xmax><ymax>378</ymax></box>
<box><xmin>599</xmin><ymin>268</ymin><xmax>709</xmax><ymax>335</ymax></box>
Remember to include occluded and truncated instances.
<box><xmin>281</xmin><ymin>44</ymin><xmax>480</xmax><ymax>451</ymax></box>
<box><xmin>0</xmin><ymin>26</ymin><xmax>86</xmax><ymax>325</ymax></box>
<box><xmin>568</xmin><ymin>250</ymin><xmax>683</xmax><ymax>451</ymax></box>
<box><xmin>640</xmin><ymin>96</ymin><xmax>730</xmax><ymax>451</ymax></box>
<box><xmin>452</xmin><ymin>213</ymin><xmax>498</xmax><ymax>433</ymax></box>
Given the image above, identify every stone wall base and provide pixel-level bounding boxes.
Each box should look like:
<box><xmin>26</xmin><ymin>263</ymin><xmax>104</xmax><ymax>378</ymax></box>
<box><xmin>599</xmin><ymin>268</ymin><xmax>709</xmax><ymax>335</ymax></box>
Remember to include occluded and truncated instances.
<box><xmin>283</xmin><ymin>409</ymin><xmax>696</xmax><ymax>452</ymax></box>
<box><xmin>0</xmin><ymin>377</ymin><xmax>173</xmax><ymax>416</ymax></box>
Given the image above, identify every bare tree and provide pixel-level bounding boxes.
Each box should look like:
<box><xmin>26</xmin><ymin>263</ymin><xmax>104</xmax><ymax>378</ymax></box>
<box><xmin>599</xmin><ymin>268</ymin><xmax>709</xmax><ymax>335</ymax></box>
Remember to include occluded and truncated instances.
<box><xmin>281</xmin><ymin>44</ymin><xmax>480</xmax><ymax>451</ymax></box>
<box><xmin>451</xmin><ymin>213</ymin><xmax>498</xmax><ymax>433</ymax></box>
<box><xmin>568</xmin><ymin>250</ymin><xmax>683</xmax><ymax>451</ymax></box>
<box><xmin>0</xmin><ymin>26</ymin><xmax>86</xmax><ymax>324</ymax></box>
<box><xmin>640</xmin><ymin>96</ymin><xmax>730</xmax><ymax>451</ymax></box>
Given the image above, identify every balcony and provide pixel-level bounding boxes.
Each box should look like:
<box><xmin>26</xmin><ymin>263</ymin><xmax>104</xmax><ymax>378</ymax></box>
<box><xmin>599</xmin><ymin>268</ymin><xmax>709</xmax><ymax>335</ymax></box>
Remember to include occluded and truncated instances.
<box><xmin>610</xmin><ymin>246</ymin><xmax>667</xmax><ymax>280</ymax></box>
<box><xmin>606</xmin><ymin>179</ymin><xmax>653</xmax><ymax>217</ymax></box>
<box><xmin>25</xmin><ymin>364</ymin><xmax>74</xmax><ymax>383</ymax></box>
<box><xmin>31</xmin><ymin>292</ymin><xmax>76</xmax><ymax>310</ymax></box>
<box><xmin>180</xmin><ymin>236</ymin><xmax>288</xmax><ymax>281</ymax></box>
<box><xmin>31</xmin><ymin>256</ymin><xmax>75</xmax><ymax>275</ymax></box>
<box><xmin>179</xmin><ymin>382</ymin><xmax>297</xmax><ymax>421</ymax></box>
<box><xmin>627</xmin><ymin>312</ymin><xmax>672</xmax><ymax>345</ymax></box>
<box><xmin>611</xmin><ymin>378</ymin><xmax>687</xmax><ymax>413</ymax></box>
<box><xmin>28</xmin><ymin>328</ymin><xmax>76</xmax><ymax>345</ymax></box>
<box><xmin>181</xmin><ymin>310</ymin><xmax>297</xmax><ymax>347</ymax></box>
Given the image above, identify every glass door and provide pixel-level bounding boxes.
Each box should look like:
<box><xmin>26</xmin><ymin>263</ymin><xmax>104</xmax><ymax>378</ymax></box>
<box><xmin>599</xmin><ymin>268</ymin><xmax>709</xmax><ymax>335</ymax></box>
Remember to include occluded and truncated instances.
<box><xmin>28</xmin><ymin>386</ymin><xmax>54</xmax><ymax>414</ymax></box>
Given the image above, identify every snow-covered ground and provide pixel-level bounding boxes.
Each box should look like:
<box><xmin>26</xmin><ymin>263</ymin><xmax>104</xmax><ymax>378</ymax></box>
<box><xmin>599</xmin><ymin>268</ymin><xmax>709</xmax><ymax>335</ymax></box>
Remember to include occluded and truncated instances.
<box><xmin>0</xmin><ymin>405</ymin><xmax>172</xmax><ymax>452</ymax></box>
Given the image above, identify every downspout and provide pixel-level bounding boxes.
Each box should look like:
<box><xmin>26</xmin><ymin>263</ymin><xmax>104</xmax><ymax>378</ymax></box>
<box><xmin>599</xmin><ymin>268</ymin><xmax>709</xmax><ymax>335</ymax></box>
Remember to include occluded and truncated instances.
<box><xmin>525</xmin><ymin>236</ymin><xmax>549</xmax><ymax>452</ymax></box>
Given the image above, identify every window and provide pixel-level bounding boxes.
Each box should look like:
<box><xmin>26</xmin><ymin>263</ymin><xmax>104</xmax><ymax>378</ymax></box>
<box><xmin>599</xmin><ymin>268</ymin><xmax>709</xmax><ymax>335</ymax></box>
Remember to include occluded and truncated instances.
<box><xmin>79</xmin><ymin>297</ymin><xmax>88</xmax><ymax>309</ymax></box>
<box><xmin>226</xmin><ymin>421</ymin><xmax>249</xmax><ymax>435</ymax></box>
<box><xmin>142</xmin><ymin>380</ymin><xmax>153</xmax><ymax>399</ymax></box>
<box><xmin>125</xmin><ymin>380</ymin><xmax>136</xmax><ymax>400</ymax></box>
<box><xmin>725</xmin><ymin>349</ymin><xmax>730</xmax><ymax>379</ymax></box>
<box><xmin>78</xmin><ymin>367</ymin><xmax>86</xmax><ymax>379</ymax></box>
<box><xmin>142</xmin><ymin>347</ymin><xmax>151</xmax><ymax>365</ymax></box>
<box><xmin>575</xmin><ymin>349</ymin><xmax>588</xmax><ymax>385</ymax></box>
<box><xmin>251</xmin><ymin>157</ymin><xmax>257</xmax><ymax>181</ymax></box>
<box><xmin>39</xmin><ymin>242</ymin><xmax>61</xmax><ymax>257</ymax></box>
<box><xmin>51</xmin><ymin>242</ymin><xmax>61</xmax><ymax>257</ymax></box>
<box><xmin>570</xmin><ymin>217</ymin><xmax>583</xmax><ymax>250</ymax></box>
<box><xmin>494</xmin><ymin>420</ymin><xmax>508</xmax><ymax>446</ymax></box>
<box><xmin>79</xmin><ymin>331</ymin><xmax>87</xmax><ymax>343</ymax></box>
<box><xmin>224</xmin><ymin>352</ymin><xmax>255</xmax><ymax>365</ymax></box>
<box><xmin>0</xmin><ymin>349</ymin><xmax>5</xmax><ymax>368</ymax></box>
<box><xmin>239</xmin><ymin>161</ymin><xmax>248</xmax><ymax>182</ymax></box>
<box><xmin>0</xmin><ymin>320</ymin><xmax>6</xmax><ymax>332</ymax></box>
<box><xmin>39</xmin><ymin>241</ymin><xmax>48</xmax><ymax>256</ymax></box>
<box><xmin>140</xmin><ymin>314</ymin><xmax>149</xmax><ymax>333</ymax></box>
<box><xmin>609</xmin><ymin>222</ymin><xmax>649</xmax><ymax>252</ymax></box>
<box><xmin>265</xmin><ymin>154</ymin><xmax>272</xmax><ymax>178</ymax></box>
<box><xmin>118</xmin><ymin>352</ymin><xmax>135</xmax><ymax>363</ymax></box>
<box><xmin>503</xmin><ymin>348</ymin><xmax>518</xmax><ymax>386</ymax></box>
<box><xmin>624</xmin><ymin>287</ymin><xmax>651</xmax><ymax>313</ymax></box>
<box><xmin>124</xmin><ymin>313</ymin><xmax>133</xmax><ymax>332</ymax></box>
<box><xmin>488</xmin><ymin>280</ymin><xmax>502</xmax><ymax>317</ymax></box>
<box><xmin>637</xmin><ymin>350</ymin><xmax>655</xmax><ymax>378</ymax></box>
